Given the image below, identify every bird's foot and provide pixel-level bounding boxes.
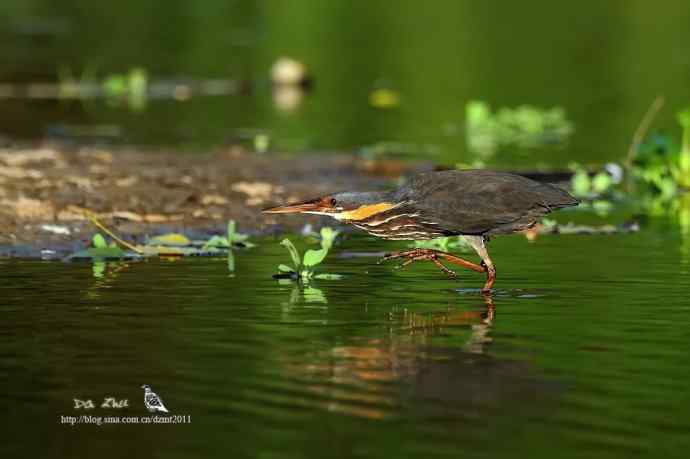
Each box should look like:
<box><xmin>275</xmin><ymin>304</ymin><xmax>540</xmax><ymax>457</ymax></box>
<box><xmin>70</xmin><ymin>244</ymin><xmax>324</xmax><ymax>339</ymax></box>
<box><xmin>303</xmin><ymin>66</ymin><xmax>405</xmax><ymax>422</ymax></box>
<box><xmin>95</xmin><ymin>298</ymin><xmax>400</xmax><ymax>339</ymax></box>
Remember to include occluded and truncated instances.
<box><xmin>378</xmin><ymin>249</ymin><xmax>458</xmax><ymax>278</ymax></box>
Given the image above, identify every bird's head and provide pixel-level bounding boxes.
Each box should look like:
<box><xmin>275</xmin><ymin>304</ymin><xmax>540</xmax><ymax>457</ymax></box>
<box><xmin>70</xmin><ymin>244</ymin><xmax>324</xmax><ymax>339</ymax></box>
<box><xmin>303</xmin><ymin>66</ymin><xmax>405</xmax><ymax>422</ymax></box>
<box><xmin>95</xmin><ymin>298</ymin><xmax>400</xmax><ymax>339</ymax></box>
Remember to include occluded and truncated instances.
<box><xmin>263</xmin><ymin>191</ymin><xmax>397</xmax><ymax>222</ymax></box>
<box><xmin>141</xmin><ymin>384</ymin><xmax>150</xmax><ymax>390</ymax></box>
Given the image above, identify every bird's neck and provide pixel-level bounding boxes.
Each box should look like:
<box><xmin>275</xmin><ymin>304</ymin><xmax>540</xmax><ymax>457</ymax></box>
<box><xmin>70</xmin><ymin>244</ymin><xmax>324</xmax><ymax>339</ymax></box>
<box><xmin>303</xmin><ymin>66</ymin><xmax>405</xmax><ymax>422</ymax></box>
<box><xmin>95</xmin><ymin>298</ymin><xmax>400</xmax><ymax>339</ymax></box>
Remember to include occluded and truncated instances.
<box><xmin>335</xmin><ymin>191</ymin><xmax>399</xmax><ymax>222</ymax></box>
<box><xmin>356</xmin><ymin>190</ymin><xmax>395</xmax><ymax>204</ymax></box>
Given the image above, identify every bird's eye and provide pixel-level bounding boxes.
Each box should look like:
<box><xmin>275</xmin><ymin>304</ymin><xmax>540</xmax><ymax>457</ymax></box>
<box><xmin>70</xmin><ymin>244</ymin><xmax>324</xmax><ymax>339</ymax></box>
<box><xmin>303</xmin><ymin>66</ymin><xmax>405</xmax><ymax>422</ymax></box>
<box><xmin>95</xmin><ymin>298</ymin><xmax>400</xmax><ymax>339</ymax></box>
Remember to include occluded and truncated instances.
<box><xmin>330</xmin><ymin>198</ymin><xmax>337</xmax><ymax>206</ymax></box>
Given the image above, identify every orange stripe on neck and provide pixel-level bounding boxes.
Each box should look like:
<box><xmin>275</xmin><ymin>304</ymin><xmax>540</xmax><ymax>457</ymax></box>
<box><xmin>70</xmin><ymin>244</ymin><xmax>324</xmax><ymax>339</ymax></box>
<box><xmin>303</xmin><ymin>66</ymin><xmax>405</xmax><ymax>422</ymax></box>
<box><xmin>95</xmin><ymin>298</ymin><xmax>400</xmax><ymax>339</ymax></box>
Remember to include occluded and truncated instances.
<box><xmin>341</xmin><ymin>202</ymin><xmax>396</xmax><ymax>221</ymax></box>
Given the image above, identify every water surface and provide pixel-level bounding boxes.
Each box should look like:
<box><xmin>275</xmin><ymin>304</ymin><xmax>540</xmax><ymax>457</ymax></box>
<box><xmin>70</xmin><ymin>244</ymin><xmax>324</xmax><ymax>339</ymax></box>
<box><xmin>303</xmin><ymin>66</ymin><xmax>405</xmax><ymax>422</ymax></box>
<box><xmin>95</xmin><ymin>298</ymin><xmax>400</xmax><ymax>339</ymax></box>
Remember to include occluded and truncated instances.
<box><xmin>2</xmin><ymin>229</ymin><xmax>690</xmax><ymax>458</ymax></box>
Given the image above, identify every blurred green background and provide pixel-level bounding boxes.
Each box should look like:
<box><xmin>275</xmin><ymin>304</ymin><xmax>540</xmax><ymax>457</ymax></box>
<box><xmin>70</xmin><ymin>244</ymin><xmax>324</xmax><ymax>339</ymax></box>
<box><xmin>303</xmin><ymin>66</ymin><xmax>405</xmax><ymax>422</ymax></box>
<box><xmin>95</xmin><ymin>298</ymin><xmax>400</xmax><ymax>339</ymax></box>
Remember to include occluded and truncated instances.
<box><xmin>1</xmin><ymin>0</ymin><xmax>689</xmax><ymax>166</ymax></box>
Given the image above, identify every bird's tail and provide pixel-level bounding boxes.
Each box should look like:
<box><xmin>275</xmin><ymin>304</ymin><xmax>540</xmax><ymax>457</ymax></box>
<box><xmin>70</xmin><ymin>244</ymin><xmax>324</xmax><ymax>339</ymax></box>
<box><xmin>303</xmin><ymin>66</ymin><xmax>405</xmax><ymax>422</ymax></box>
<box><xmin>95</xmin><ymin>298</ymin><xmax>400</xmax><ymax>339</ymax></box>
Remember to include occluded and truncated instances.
<box><xmin>543</xmin><ymin>183</ymin><xmax>580</xmax><ymax>208</ymax></box>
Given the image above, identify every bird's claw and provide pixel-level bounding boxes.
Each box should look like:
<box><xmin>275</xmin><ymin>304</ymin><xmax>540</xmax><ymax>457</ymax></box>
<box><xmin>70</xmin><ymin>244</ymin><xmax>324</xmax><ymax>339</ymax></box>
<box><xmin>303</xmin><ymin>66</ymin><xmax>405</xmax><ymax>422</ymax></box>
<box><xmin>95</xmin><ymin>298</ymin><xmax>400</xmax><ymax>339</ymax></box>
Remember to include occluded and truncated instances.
<box><xmin>379</xmin><ymin>250</ymin><xmax>458</xmax><ymax>278</ymax></box>
<box><xmin>378</xmin><ymin>252</ymin><xmax>402</xmax><ymax>264</ymax></box>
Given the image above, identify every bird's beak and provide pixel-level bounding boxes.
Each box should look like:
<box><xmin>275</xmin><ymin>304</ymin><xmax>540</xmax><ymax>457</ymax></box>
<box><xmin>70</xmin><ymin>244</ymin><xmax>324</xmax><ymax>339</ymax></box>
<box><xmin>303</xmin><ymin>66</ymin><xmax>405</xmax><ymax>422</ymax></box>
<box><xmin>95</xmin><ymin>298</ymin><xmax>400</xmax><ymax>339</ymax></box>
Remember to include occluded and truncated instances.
<box><xmin>262</xmin><ymin>199</ymin><xmax>323</xmax><ymax>214</ymax></box>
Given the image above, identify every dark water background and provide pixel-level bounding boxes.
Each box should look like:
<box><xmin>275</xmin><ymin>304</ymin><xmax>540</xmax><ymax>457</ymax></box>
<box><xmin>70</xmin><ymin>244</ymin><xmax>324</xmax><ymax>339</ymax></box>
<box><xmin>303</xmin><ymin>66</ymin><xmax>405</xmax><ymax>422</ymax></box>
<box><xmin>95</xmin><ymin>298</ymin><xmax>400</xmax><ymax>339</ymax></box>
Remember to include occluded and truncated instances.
<box><xmin>3</xmin><ymin>222</ymin><xmax>690</xmax><ymax>458</ymax></box>
<box><xmin>1</xmin><ymin>0</ymin><xmax>690</xmax><ymax>166</ymax></box>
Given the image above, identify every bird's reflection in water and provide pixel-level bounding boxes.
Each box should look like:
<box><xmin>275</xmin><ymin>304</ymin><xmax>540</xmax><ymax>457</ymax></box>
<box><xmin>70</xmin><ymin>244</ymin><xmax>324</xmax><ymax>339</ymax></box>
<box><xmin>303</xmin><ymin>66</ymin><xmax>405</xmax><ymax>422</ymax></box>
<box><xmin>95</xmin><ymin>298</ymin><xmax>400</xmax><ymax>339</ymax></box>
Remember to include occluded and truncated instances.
<box><xmin>281</xmin><ymin>293</ymin><xmax>557</xmax><ymax>420</ymax></box>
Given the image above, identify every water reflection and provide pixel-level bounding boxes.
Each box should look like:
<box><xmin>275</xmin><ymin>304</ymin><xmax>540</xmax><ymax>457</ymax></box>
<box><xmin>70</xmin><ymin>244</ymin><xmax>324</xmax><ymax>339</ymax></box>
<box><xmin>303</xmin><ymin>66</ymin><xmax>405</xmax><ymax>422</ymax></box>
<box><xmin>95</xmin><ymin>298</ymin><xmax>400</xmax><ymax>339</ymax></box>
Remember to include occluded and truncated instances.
<box><xmin>283</xmin><ymin>293</ymin><xmax>554</xmax><ymax>420</ymax></box>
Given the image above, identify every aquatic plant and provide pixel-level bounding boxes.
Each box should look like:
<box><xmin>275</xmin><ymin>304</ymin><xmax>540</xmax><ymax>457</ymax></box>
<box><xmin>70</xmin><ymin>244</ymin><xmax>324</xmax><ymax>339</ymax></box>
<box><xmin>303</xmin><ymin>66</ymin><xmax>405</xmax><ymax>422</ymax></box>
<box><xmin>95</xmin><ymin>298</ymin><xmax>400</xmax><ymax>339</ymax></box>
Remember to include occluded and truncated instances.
<box><xmin>203</xmin><ymin>221</ymin><xmax>255</xmax><ymax>250</ymax></box>
<box><xmin>630</xmin><ymin>109</ymin><xmax>690</xmax><ymax>199</ymax></box>
<box><xmin>66</xmin><ymin>215</ymin><xmax>254</xmax><ymax>270</ymax></box>
<box><xmin>466</xmin><ymin>100</ymin><xmax>574</xmax><ymax>157</ymax></box>
<box><xmin>65</xmin><ymin>233</ymin><xmax>133</xmax><ymax>261</ymax></box>
<box><xmin>569</xmin><ymin>164</ymin><xmax>616</xmax><ymax>198</ymax></box>
<box><xmin>275</xmin><ymin>227</ymin><xmax>343</xmax><ymax>282</ymax></box>
<box><xmin>411</xmin><ymin>236</ymin><xmax>472</xmax><ymax>252</ymax></box>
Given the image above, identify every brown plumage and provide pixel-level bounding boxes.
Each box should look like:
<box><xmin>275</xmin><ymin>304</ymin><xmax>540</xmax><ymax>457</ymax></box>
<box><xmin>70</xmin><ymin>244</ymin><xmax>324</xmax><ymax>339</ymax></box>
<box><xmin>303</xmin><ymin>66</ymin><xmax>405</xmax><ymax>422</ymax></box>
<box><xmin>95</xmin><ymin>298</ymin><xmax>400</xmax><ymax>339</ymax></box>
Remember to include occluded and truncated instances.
<box><xmin>263</xmin><ymin>169</ymin><xmax>579</xmax><ymax>291</ymax></box>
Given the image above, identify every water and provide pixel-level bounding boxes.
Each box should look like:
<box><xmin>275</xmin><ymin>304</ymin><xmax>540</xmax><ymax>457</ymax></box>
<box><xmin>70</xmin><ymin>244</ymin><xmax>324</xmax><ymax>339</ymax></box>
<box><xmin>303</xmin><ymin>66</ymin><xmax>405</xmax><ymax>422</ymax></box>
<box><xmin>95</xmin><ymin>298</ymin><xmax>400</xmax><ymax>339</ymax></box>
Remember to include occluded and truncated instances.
<box><xmin>3</xmin><ymin>228</ymin><xmax>690</xmax><ymax>458</ymax></box>
<box><xmin>2</xmin><ymin>1</ymin><xmax>690</xmax><ymax>166</ymax></box>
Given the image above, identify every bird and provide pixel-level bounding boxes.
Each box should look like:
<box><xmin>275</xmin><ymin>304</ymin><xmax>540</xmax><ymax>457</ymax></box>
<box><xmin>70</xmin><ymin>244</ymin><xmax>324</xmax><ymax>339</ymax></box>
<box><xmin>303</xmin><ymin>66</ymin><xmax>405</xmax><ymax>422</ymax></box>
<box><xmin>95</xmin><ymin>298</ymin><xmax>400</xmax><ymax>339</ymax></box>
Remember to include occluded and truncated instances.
<box><xmin>263</xmin><ymin>169</ymin><xmax>579</xmax><ymax>291</ymax></box>
<box><xmin>141</xmin><ymin>384</ymin><xmax>169</xmax><ymax>413</ymax></box>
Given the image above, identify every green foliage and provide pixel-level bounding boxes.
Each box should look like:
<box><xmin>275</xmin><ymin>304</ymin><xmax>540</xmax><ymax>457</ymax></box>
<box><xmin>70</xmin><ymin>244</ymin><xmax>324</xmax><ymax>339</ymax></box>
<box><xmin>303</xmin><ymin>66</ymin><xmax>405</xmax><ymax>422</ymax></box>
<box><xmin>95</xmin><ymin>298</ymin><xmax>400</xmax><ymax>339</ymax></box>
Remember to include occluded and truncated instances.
<box><xmin>66</xmin><ymin>222</ymin><xmax>254</xmax><ymax>272</ymax></box>
<box><xmin>202</xmin><ymin>220</ymin><xmax>255</xmax><ymax>250</ymax></box>
<box><xmin>567</xmin><ymin>108</ymin><xmax>690</xmax><ymax>225</ymax></box>
<box><xmin>412</xmin><ymin>236</ymin><xmax>472</xmax><ymax>252</ymax></box>
<box><xmin>148</xmin><ymin>233</ymin><xmax>191</xmax><ymax>246</ymax></box>
<box><xmin>673</xmin><ymin>109</ymin><xmax>690</xmax><ymax>188</ymax></box>
<box><xmin>630</xmin><ymin>110</ymin><xmax>690</xmax><ymax>198</ymax></box>
<box><xmin>92</xmin><ymin>233</ymin><xmax>108</xmax><ymax>249</ymax></box>
<box><xmin>466</xmin><ymin>100</ymin><xmax>574</xmax><ymax>157</ymax></box>
<box><xmin>102</xmin><ymin>68</ymin><xmax>148</xmax><ymax>111</ymax></box>
<box><xmin>276</xmin><ymin>228</ymin><xmax>343</xmax><ymax>282</ymax></box>
<box><xmin>64</xmin><ymin>233</ymin><xmax>131</xmax><ymax>261</ymax></box>
<box><xmin>569</xmin><ymin>165</ymin><xmax>615</xmax><ymax>198</ymax></box>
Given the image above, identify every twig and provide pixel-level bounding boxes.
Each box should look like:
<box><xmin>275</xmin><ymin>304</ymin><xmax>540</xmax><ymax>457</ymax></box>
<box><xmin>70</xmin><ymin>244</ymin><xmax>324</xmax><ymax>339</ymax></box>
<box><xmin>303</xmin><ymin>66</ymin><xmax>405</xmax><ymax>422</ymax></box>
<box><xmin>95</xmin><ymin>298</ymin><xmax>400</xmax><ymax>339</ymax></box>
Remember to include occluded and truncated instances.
<box><xmin>625</xmin><ymin>96</ymin><xmax>665</xmax><ymax>172</ymax></box>
<box><xmin>82</xmin><ymin>209</ymin><xmax>143</xmax><ymax>254</ymax></box>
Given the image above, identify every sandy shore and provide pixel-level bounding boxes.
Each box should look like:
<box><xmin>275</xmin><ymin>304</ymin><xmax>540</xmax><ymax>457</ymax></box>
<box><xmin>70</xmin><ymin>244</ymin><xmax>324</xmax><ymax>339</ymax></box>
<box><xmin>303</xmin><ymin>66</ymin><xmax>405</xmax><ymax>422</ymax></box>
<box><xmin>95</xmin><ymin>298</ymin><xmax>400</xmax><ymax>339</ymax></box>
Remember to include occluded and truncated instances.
<box><xmin>0</xmin><ymin>142</ymin><xmax>434</xmax><ymax>257</ymax></box>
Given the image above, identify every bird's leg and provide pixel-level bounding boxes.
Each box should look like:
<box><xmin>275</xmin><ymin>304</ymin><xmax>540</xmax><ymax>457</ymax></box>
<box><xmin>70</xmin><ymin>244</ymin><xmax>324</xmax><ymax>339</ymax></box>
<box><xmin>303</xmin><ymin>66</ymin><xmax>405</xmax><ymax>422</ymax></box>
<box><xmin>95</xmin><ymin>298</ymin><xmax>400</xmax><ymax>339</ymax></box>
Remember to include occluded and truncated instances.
<box><xmin>463</xmin><ymin>236</ymin><xmax>496</xmax><ymax>293</ymax></box>
<box><xmin>480</xmin><ymin>261</ymin><xmax>497</xmax><ymax>292</ymax></box>
<box><xmin>434</xmin><ymin>251</ymin><xmax>486</xmax><ymax>273</ymax></box>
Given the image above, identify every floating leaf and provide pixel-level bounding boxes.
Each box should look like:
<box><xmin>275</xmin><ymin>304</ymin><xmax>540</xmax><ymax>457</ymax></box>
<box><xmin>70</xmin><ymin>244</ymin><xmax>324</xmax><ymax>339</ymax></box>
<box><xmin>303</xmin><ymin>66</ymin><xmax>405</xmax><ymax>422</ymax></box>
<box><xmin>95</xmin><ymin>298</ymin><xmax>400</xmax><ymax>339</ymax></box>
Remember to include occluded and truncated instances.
<box><xmin>203</xmin><ymin>235</ymin><xmax>229</xmax><ymax>249</ymax></box>
<box><xmin>278</xmin><ymin>264</ymin><xmax>294</xmax><ymax>273</ymax></box>
<box><xmin>147</xmin><ymin>233</ymin><xmax>191</xmax><ymax>246</ymax></box>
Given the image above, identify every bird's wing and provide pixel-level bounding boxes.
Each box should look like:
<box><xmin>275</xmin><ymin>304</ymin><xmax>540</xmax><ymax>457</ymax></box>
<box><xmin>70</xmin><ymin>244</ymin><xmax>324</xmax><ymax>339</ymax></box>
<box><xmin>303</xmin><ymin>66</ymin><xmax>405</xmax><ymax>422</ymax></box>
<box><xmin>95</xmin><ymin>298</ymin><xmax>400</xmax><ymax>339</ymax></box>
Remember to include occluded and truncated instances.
<box><xmin>398</xmin><ymin>170</ymin><xmax>577</xmax><ymax>235</ymax></box>
<box><xmin>146</xmin><ymin>392</ymin><xmax>168</xmax><ymax>412</ymax></box>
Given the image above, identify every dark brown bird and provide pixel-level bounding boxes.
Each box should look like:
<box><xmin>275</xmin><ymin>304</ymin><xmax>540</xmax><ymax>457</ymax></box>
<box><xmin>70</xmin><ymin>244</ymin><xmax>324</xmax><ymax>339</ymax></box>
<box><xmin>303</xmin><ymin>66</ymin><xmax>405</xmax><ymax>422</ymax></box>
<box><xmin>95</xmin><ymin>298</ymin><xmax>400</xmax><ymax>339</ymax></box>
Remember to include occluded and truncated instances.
<box><xmin>263</xmin><ymin>170</ymin><xmax>578</xmax><ymax>291</ymax></box>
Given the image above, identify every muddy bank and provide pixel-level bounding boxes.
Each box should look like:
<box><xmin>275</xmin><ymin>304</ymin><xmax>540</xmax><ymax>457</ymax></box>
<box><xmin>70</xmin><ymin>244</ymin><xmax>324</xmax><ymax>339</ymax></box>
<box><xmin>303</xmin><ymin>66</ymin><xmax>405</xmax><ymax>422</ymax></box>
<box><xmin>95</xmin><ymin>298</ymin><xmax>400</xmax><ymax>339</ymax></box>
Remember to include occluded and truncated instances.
<box><xmin>0</xmin><ymin>142</ymin><xmax>436</xmax><ymax>257</ymax></box>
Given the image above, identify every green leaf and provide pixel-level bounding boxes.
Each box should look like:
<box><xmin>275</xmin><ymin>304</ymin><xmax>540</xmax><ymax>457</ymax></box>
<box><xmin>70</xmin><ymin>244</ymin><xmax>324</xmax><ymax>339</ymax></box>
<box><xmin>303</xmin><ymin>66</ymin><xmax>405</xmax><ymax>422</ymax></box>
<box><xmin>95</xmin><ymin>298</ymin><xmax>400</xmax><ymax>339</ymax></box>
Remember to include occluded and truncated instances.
<box><xmin>319</xmin><ymin>227</ymin><xmax>339</xmax><ymax>248</ymax></box>
<box><xmin>303</xmin><ymin>247</ymin><xmax>328</xmax><ymax>267</ymax></box>
<box><xmin>92</xmin><ymin>233</ymin><xmax>108</xmax><ymax>249</ymax></box>
<box><xmin>278</xmin><ymin>264</ymin><xmax>294</xmax><ymax>273</ymax></box>
<box><xmin>591</xmin><ymin>172</ymin><xmax>613</xmax><ymax>194</ymax></box>
<box><xmin>147</xmin><ymin>233</ymin><xmax>191</xmax><ymax>246</ymax></box>
<box><xmin>313</xmin><ymin>273</ymin><xmax>344</xmax><ymax>280</ymax></box>
<box><xmin>280</xmin><ymin>239</ymin><xmax>301</xmax><ymax>269</ymax></box>
<box><xmin>203</xmin><ymin>235</ymin><xmax>229</xmax><ymax>249</ymax></box>
<box><xmin>232</xmin><ymin>233</ymin><xmax>249</xmax><ymax>243</ymax></box>
<box><xmin>571</xmin><ymin>169</ymin><xmax>591</xmax><ymax>197</ymax></box>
